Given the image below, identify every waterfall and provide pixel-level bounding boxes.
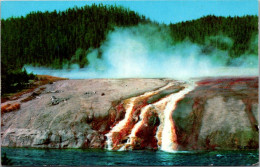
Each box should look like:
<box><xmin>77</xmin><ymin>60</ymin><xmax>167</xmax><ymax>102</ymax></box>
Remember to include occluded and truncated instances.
<box><xmin>105</xmin><ymin>133</ymin><xmax>113</xmax><ymax>150</ymax></box>
<box><xmin>124</xmin><ymin>94</ymin><xmax>172</xmax><ymax>149</ymax></box>
<box><xmin>105</xmin><ymin>83</ymin><xmax>174</xmax><ymax>150</ymax></box>
<box><xmin>105</xmin><ymin>81</ymin><xmax>196</xmax><ymax>152</ymax></box>
<box><xmin>124</xmin><ymin>105</ymin><xmax>151</xmax><ymax>149</ymax></box>
<box><xmin>105</xmin><ymin>97</ymin><xmax>136</xmax><ymax>150</ymax></box>
<box><xmin>160</xmin><ymin>82</ymin><xmax>196</xmax><ymax>152</ymax></box>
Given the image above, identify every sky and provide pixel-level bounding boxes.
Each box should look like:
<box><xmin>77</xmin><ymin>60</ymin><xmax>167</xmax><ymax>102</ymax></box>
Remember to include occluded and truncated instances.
<box><xmin>1</xmin><ymin>0</ymin><xmax>258</xmax><ymax>24</ymax></box>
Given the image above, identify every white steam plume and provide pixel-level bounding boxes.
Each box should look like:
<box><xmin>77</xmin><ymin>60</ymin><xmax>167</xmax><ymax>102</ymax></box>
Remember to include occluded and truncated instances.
<box><xmin>24</xmin><ymin>24</ymin><xmax>258</xmax><ymax>79</ymax></box>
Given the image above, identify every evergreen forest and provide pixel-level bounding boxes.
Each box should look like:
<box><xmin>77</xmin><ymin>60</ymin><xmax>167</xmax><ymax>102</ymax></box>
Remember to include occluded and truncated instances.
<box><xmin>1</xmin><ymin>4</ymin><xmax>258</xmax><ymax>95</ymax></box>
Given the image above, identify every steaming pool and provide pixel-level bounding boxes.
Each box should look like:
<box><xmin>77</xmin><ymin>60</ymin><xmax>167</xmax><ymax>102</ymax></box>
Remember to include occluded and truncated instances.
<box><xmin>2</xmin><ymin>147</ymin><xmax>258</xmax><ymax>166</ymax></box>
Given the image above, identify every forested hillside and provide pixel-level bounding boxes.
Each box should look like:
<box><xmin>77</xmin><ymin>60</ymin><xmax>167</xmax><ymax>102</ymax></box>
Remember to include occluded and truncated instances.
<box><xmin>170</xmin><ymin>15</ymin><xmax>258</xmax><ymax>57</ymax></box>
<box><xmin>1</xmin><ymin>4</ymin><xmax>147</xmax><ymax>69</ymax></box>
<box><xmin>1</xmin><ymin>4</ymin><xmax>147</xmax><ymax>95</ymax></box>
<box><xmin>1</xmin><ymin>3</ymin><xmax>258</xmax><ymax>95</ymax></box>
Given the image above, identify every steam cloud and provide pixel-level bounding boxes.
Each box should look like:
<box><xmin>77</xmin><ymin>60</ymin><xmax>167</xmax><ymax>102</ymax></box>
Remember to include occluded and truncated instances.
<box><xmin>24</xmin><ymin>24</ymin><xmax>258</xmax><ymax>79</ymax></box>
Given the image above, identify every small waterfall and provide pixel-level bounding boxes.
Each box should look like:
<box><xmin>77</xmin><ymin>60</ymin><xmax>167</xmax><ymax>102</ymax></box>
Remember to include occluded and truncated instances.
<box><xmin>105</xmin><ymin>81</ymin><xmax>196</xmax><ymax>152</ymax></box>
<box><xmin>105</xmin><ymin>83</ymin><xmax>174</xmax><ymax>150</ymax></box>
<box><xmin>105</xmin><ymin>133</ymin><xmax>113</xmax><ymax>150</ymax></box>
<box><xmin>125</xmin><ymin>105</ymin><xmax>151</xmax><ymax>148</ymax></box>
<box><xmin>105</xmin><ymin>97</ymin><xmax>136</xmax><ymax>150</ymax></box>
<box><xmin>160</xmin><ymin>82</ymin><xmax>196</xmax><ymax>152</ymax></box>
<box><xmin>125</xmin><ymin>95</ymin><xmax>171</xmax><ymax>149</ymax></box>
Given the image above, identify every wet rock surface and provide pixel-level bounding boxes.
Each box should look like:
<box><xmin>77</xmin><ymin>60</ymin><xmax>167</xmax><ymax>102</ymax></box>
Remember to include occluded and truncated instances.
<box><xmin>1</xmin><ymin>79</ymin><xmax>169</xmax><ymax>148</ymax></box>
<box><xmin>173</xmin><ymin>77</ymin><xmax>258</xmax><ymax>150</ymax></box>
<box><xmin>1</xmin><ymin>77</ymin><xmax>258</xmax><ymax>150</ymax></box>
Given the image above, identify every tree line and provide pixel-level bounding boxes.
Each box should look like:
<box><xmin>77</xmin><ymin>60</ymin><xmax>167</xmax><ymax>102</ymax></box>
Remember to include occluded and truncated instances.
<box><xmin>1</xmin><ymin>3</ymin><xmax>258</xmax><ymax>95</ymax></box>
<box><xmin>1</xmin><ymin>4</ymin><xmax>147</xmax><ymax>95</ymax></box>
<box><xmin>1</xmin><ymin>4</ymin><xmax>147</xmax><ymax>69</ymax></box>
<box><xmin>170</xmin><ymin>15</ymin><xmax>258</xmax><ymax>57</ymax></box>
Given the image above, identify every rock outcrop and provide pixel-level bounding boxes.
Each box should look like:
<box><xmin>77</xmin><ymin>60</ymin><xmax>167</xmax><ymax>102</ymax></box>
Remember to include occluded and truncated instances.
<box><xmin>173</xmin><ymin>77</ymin><xmax>258</xmax><ymax>150</ymax></box>
<box><xmin>1</xmin><ymin>77</ymin><xmax>258</xmax><ymax>150</ymax></box>
<box><xmin>1</xmin><ymin>79</ymin><xmax>170</xmax><ymax>148</ymax></box>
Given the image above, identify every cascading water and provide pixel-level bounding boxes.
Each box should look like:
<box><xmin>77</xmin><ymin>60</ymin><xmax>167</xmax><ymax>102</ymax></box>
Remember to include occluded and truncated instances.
<box><xmin>160</xmin><ymin>82</ymin><xmax>196</xmax><ymax>152</ymax></box>
<box><xmin>105</xmin><ymin>83</ymin><xmax>174</xmax><ymax>150</ymax></box>
<box><xmin>122</xmin><ymin>105</ymin><xmax>152</xmax><ymax>150</ymax></box>
<box><xmin>105</xmin><ymin>97</ymin><xmax>137</xmax><ymax>150</ymax></box>
<box><xmin>105</xmin><ymin>81</ymin><xmax>196</xmax><ymax>152</ymax></box>
<box><xmin>124</xmin><ymin>93</ymin><xmax>173</xmax><ymax>149</ymax></box>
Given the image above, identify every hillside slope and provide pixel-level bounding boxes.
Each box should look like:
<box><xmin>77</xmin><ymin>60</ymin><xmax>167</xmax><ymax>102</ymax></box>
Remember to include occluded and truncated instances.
<box><xmin>1</xmin><ymin>77</ymin><xmax>258</xmax><ymax>150</ymax></box>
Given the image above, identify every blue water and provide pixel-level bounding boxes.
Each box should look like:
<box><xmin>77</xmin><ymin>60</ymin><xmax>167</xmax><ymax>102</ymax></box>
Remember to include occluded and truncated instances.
<box><xmin>1</xmin><ymin>147</ymin><xmax>259</xmax><ymax>166</ymax></box>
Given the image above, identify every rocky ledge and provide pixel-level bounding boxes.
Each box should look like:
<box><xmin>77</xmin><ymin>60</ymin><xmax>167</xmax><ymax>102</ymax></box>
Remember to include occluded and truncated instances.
<box><xmin>1</xmin><ymin>77</ymin><xmax>258</xmax><ymax>150</ymax></box>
